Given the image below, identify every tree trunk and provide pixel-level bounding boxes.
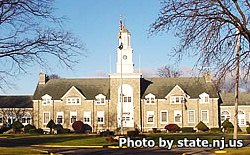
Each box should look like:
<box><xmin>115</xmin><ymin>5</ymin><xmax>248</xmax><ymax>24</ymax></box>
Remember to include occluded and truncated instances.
<box><xmin>233</xmin><ymin>30</ymin><xmax>241</xmax><ymax>140</ymax></box>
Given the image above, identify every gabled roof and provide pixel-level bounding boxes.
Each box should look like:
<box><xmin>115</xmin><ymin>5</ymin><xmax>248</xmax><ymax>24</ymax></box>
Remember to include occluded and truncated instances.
<box><xmin>141</xmin><ymin>77</ymin><xmax>218</xmax><ymax>99</ymax></box>
<box><xmin>220</xmin><ymin>92</ymin><xmax>250</xmax><ymax>106</ymax></box>
<box><xmin>33</xmin><ymin>78</ymin><xmax>110</xmax><ymax>100</ymax></box>
<box><xmin>0</xmin><ymin>96</ymin><xmax>33</xmax><ymax>108</ymax></box>
<box><xmin>61</xmin><ymin>86</ymin><xmax>86</xmax><ymax>99</ymax></box>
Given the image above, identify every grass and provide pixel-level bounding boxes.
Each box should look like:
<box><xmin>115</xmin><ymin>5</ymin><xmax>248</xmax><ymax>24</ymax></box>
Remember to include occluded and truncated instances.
<box><xmin>0</xmin><ymin>134</ymin><xmax>114</xmax><ymax>147</ymax></box>
<box><xmin>0</xmin><ymin>147</ymin><xmax>44</xmax><ymax>155</ymax></box>
<box><xmin>0</xmin><ymin>133</ymin><xmax>249</xmax><ymax>147</ymax></box>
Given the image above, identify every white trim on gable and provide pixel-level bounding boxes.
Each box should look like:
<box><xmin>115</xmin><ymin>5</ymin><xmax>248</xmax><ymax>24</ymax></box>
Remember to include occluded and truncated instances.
<box><xmin>145</xmin><ymin>93</ymin><xmax>156</xmax><ymax>104</ymax></box>
<box><xmin>41</xmin><ymin>94</ymin><xmax>52</xmax><ymax>105</ymax></box>
<box><xmin>165</xmin><ymin>85</ymin><xmax>190</xmax><ymax>99</ymax></box>
<box><xmin>95</xmin><ymin>94</ymin><xmax>106</xmax><ymax>105</ymax></box>
<box><xmin>199</xmin><ymin>92</ymin><xmax>209</xmax><ymax>103</ymax></box>
<box><xmin>61</xmin><ymin>86</ymin><xmax>86</xmax><ymax>100</ymax></box>
<box><xmin>95</xmin><ymin>94</ymin><xmax>106</xmax><ymax>100</ymax></box>
<box><xmin>145</xmin><ymin>93</ymin><xmax>155</xmax><ymax>99</ymax></box>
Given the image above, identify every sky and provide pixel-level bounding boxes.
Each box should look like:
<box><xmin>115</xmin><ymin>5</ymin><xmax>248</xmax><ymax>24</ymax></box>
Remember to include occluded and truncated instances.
<box><xmin>3</xmin><ymin>0</ymin><xmax>198</xmax><ymax>95</ymax></box>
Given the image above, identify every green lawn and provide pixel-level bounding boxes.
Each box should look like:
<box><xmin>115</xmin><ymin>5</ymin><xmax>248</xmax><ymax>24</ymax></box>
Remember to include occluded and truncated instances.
<box><xmin>0</xmin><ymin>133</ymin><xmax>249</xmax><ymax>147</ymax></box>
<box><xmin>0</xmin><ymin>147</ymin><xmax>44</xmax><ymax>155</ymax></box>
<box><xmin>0</xmin><ymin>134</ymin><xmax>112</xmax><ymax>146</ymax></box>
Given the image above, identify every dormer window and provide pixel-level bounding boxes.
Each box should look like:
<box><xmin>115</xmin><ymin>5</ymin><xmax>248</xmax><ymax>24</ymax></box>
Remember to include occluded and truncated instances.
<box><xmin>41</xmin><ymin>94</ymin><xmax>52</xmax><ymax>105</ymax></box>
<box><xmin>95</xmin><ymin>94</ymin><xmax>106</xmax><ymax>105</ymax></box>
<box><xmin>199</xmin><ymin>93</ymin><xmax>209</xmax><ymax>103</ymax></box>
<box><xmin>66</xmin><ymin>97</ymin><xmax>81</xmax><ymax>105</ymax></box>
<box><xmin>145</xmin><ymin>93</ymin><xmax>155</xmax><ymax>104</ymax></box>
<box><xmin>170</xmin><ymin>96</ymin><xmax>185</xmax><ymax>104</ymax></box>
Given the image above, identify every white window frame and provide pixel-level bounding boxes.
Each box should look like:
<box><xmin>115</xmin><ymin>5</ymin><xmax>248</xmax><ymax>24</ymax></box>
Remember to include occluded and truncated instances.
<box><xmin>160</xmin><ymin>110</ymin><xmax>168</xmax><ymax>124</ymax></box>
<box><xmin>221</xmin><ymin>110</ymin><xmax>231</xmax><ymax>123</ymax></box>
<box><xmin>174</xmin><ymin>110</ymin><xmax>182</xmax><ymax>123</ymax></box>
<box><xmin>83</xmin><ymin>111</ymin><xmax>91</xmax><ymax>125</ymax></box>
<box><xmin>238</xmin><ymin>110</ymin><xmax>246</xmax><ymax>126</ymax></box>
<box><xmin>145</xmin><ymin>93</ymin><xmax>156</xmax><ymax>104</ymax></box>
<box><xmin>147</xmin><ymin>111</ymin><xmax>154</xmax><ymax>124</ymax></box>
<box><xmin>97</xmin><ymin>111</ymin><xmax>105</xmax><ymax>124</ymax></box>
<box><xmin>201</xmin><ymin>110</ymin><xmax>209</xmax><ymax>123</ymax></box>
<box><xmin>95</xmin><ymin>94</ymin><xmax>106</xmax><ymax>105</ymax></box>
<box><xmin>188</xmin><ymin>110</ymin><xmax>195</xmax><ymax>123</ymax></box>
<box><xmin>43</xmin><ymin>112</ymin><xmax>50</xmax><ymax>125</ymax></box>
<box><xmin>199</xmin><ymin>93</ymin><xmax>210</xmax><ymax>103</ymax></box>
<box><xmin>170</xmin><ymin>96</ymin><xmax>185</xmax><ymax>104</ymax></box>
<box><xmin>70</xmin><ymin>111</ymin><xmax>77</xmax><ymax>124</ymax></box>
<box><xmin>21</xmin><ymin>112</ymin><xmax>32</xmax><ymax>125</ymax></box>
<box><xmin>56</xmin><ymin>112</ymin><xmax>64</xmax><ymax>124</ymax></box>
<box><xmin>41</xmin><ymin>94</ymin><xmax>52</xmax><ymax>105</ymax></box>
<box><xmin>66</xmin><ymin>97</ymin><xmax>81</xmax><ymax>105</ymax></box>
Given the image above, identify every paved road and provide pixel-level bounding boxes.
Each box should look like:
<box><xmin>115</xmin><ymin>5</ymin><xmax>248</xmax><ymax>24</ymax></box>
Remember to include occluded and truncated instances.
<box><xmin>39</xmin><ymin>147</ymin><xmax>214</xmax><ymax>155</ymax></box>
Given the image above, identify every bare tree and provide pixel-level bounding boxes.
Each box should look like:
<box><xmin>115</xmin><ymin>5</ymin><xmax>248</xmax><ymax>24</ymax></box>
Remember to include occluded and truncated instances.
<box><xmin>157</xmin><ymin>65</ymin><xmax>181</xmax><ymax>78</ymax></box>
<box><xmin>48</xmin><ymin>74</ymin><xmax>60</xmax><ymax>79</ymax></box>
<box><xmin>150</xmin><ymin>0</ymin><xmax>250</xmax><ymax>139</ymax></box>
<box><xmin>0</xmin><ymin>0</ymin><xmax>84</xmax><ymax>90</ymax></box>
<box><xmin>0</xmin><ymin>108</ymin><xmax>32</xmax><ymax>126</ymax></box>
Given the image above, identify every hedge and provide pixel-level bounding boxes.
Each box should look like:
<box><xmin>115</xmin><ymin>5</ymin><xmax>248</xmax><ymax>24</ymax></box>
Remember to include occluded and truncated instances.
<box><xmin>181</xmin><ymin>127</ymin><xmax>196</xmax><ymax>133</ymax></box>
<box><xmin>165</xmin><ymin>124</ymin><xmax>181</xmax><ymax>133</ymax></box>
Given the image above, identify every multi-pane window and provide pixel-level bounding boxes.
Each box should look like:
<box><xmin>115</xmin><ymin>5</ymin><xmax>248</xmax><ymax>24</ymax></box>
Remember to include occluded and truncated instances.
<box><xmin>95</xmin><ymin>94</ymin><xmax>106</xmax><ymax>105</ymax></box>
<box><xmin>120</xmin><ymin>95</ymin><xmax>132</xmax><ymax>103</ymax></box>
<box><xmin>97</xmin><ymin>111</ymin><xmax>104</xmax><ymax>124</ymax></box>
<box><xmin>174</xmin><ymin>110</ymin><xmax>182</xmax><ymax>123</ymax></box>
<box><xmin>145</xmin><ymin>93</ymin><xmax>155</xmax><ymax>104</ymax></box>
<box><xmin>43</xmin><ymin>112</ymin><xmax>50</xmax><ymax>124</ymax></box>
<box><xmin>57</xmin><ymin>112</ymin><xmax>64</xmax><ymax>124</ymax></box>
<box><xmin>238</xmin><ymin>110</ymin><xmax>245</xmax><ymax>126</ymax></box>
<box><xmin>145</xmin><ymin>97</ymin><xmax>155</xmax><ymax>104</ymax></box>
<box><xmin>21</xmin><ymin>118</ymin><xmax>26</xmax><ymax>124</ymax></box>
<box><xmin>83</xmin><ymin>111</ymin><xmax>91</xmax><ymax>125</ymax></box>
<box><xmin>199</xmin><ymin>93</ymin><xmax>210</xmax><ymax>103</ymax></box>
<box><xmin>188</xmin><ymin>110</ymin><xmax>195</xmax><ymax>123</ymax></box>
<box><xmin>201</xmin><ymin>110</ymin><xmax>209</xmax><ymax>123</ymax></box>
<box><xmin>171</xmin><ymin>96</ymin><xmax>185</xmax><ymax>104</ymax></box>
<box><xmin>42</xmin><ymin>94</ymin><xmax>52</xmax><ymax>105</ymax></box>
<box><xmin>147</xmin><ymin>111</ymin><xmax>154</xmax><ymax>124</ymax></box>
<box><xmin>221</xmin><ymin>111</ymin><xmax>231</xmax><ymax>122</ymax></box>
<box><xmin>160</xmin><ymin>111</ymin><xmax>168</xmax><ymax>123</ymax></box>
<box><xmin>70</xmin><ymin>112</ymin><xmax>77</xmax><ymax>124</ymax></box>
<box><xmin>96</xmin><ymin>98</ymin><xmax>105</xmax><ymax>104</ymax></box>
<box><xmin>67</xmin><ymin>98</ymin><xmax>81</xmax><ymax>105</ymax></box>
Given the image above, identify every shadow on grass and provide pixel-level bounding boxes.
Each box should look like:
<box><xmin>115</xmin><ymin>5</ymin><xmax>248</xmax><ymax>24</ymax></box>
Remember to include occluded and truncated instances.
<box><xmin>0</xmin><ymin>134</ymin><xmax>102</xmax><ymax>147</ymax></box>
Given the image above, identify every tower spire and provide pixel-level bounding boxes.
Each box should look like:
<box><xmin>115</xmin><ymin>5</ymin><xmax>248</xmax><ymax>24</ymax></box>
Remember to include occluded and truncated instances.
<box><xmin>119</xmin><ymin>15</ymin><xmax>124</xmax><ymax>30</ymax></box>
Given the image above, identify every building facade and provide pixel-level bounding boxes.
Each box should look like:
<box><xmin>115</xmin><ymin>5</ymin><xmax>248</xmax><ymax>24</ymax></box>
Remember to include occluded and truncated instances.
<box><xmin>32</xmin><ymin>23</ymin><xmax>220</xmax><ymax>132</ymax></box>
<box><xmin>1</xmin><ymin>22</ymin><xmax>250</xmax><ymax>132</ymax></box>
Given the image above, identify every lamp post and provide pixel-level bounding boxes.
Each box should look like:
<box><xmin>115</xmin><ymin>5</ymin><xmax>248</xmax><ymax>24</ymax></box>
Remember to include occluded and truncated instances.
<box><xmin>119</xmin><ymin>42</ymin><xmax>123</xmax><ymax>135</ymax></box>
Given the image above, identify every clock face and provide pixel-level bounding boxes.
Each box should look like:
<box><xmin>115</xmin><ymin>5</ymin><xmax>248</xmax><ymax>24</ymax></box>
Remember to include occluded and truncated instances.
<box><xmin>123</xmin><ymin>55</ymin><xmax>127</xmax><ymax>60</ymax></box>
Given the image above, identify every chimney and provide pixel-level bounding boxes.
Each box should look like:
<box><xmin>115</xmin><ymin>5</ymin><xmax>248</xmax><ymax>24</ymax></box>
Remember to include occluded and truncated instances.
<box><xmin>39</xmin><ymin>72</ymin><xmax>47</xmax><ymax>85</ymax></box>
<box><xmin>203</xmin><ymin>71</ymin><xmax>212</xmax><ymax>83</ymax></box>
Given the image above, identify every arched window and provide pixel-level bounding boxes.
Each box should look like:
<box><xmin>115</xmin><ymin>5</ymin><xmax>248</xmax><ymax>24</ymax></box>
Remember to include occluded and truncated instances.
<box><xmin>238</xmin><ymin>110</ymin><xmax>246</xmax><ymax>126</ymax></box>
<box><xmin>118</xmin><ymin>84</ymin><xmax>133</xmax><ymax>103</ymax></box>
<box><xmin>221</xmin><ymin>111</ymin><xmax>231</xmax><ymax>122</ymax></box>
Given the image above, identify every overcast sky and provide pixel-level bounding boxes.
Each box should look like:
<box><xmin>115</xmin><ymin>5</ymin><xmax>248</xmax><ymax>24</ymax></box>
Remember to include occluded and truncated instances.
<box><xmin>3</xmin><ymin>0</ymin><xmax>198</xmax><ymax>95</ymax></box>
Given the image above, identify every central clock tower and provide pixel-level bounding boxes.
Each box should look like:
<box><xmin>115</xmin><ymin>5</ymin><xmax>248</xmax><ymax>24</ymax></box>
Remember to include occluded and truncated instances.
<box><xmin>116</xmin><ymin>22</ymin><xmax>134</xmax><ymax>73</ymax></box>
